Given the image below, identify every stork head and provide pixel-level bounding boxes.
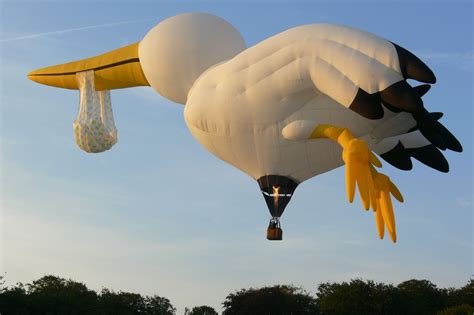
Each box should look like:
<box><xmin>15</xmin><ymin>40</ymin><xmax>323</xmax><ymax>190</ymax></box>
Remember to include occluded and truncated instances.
<box><xmin>139</xmin><ymin>13</ymin><xmax>246</xmax><ymax>104</ymax></box>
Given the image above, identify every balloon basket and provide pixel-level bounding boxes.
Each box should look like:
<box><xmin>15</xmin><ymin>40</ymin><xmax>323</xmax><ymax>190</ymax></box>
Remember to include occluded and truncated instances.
<box><xmin>266</xmin><ymin>218</ymin><xmax>283</xmax><ymax>241</ymax></box>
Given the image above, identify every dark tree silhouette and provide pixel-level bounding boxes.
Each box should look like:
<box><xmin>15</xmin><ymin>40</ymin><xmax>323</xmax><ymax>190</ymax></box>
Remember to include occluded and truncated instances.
<box><xmin>222</xmin><ymin>285</ymin><xmax>319</xmax><ymax>315</ymax></box>
<box><xmin>445</xmin><ymin>279</ymin><xmax>474</xmax><ymax>308</ymax></box>
<box><xmin>0</xmin><ymin>275</ymin><xmax>175</xmax><ymax>315</ymax></box>
<box><xmin>1</xmin><ymin>274</ymin><xmax>473</xmax><ymax>315</ymax></box>
<box><xmin>97</xmin><ymin>288</ymin><xmax>147</xmax><ymax>314</ymax></box>
<box><xmin>0</xmin><ymin>277</ymin><xmax>30</xmax><ymax>315</ymax></box>
<box><xmin>315</xmin><ymin>278</ymin><xmax>474</xmax><ymax>315</ymax></box>
<box><xmin>145</xmin><ymin>295</ymin><xmax>177</xmax><ymax>315</ymax></box>
<box><xmin>189</xmin><ymin>305</ymin><xmax>218</xmax><ymax>315</ymax></box>
<box><xmin>24</xmin><ymin>275</ymin><xmax>98</xmax><ymax>314</ymax></box>
<box><xmin>316</xmin><ymin>279</ymin><xmax>402</xmax><ymax>315</ymax></box>
<box><xmin>397</xmin><ymin>279</ymin><xmax>444</xmax><ymax>315</ymax></box>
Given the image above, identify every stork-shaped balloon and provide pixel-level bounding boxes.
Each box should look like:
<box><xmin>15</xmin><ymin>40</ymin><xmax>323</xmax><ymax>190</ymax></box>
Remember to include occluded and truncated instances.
<box><xmin>29</xmin><ymin>13</ymin><xmax>462</xmax><ymax>242</ymax></box>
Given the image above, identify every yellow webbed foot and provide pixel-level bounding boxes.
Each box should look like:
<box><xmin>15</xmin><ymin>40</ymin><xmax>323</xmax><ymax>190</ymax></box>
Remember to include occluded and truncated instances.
<box><xmin>309</xmin><ymin>124</ymin><xmax>403</xmax><ymax>243</ymax></box>
<box><xmin>369</xmin><ymin>168</ymin><xmax>403</xmax><ymax>242</ymax></box>
<box><xmin>340</xmin><ymin>131</ymin><xmax>382</xmax><ymax>209</ymax></box>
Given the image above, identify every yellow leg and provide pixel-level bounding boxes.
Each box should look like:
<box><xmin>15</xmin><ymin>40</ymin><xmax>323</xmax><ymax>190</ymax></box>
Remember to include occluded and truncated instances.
<box><xmin>310</xmin><ymin>124</ymin><xmax>403</xmax><ymax>243</ymax></box>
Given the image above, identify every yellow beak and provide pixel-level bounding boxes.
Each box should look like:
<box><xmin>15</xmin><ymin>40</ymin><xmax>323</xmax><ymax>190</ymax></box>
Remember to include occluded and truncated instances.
<box><xmin>28</xmin><ymin>42</ymin><xmax>149</xmax><ymax>91</ymax></box>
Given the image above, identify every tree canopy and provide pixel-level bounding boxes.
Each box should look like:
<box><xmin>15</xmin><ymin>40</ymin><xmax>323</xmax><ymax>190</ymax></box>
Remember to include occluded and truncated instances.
<box><xmin>189</xmin><ymin>305</ymin><xmax>219</xmax><ymax>315</ymax></box>
<box><xmin>0</xmin><ymin>275</ymin><xmax>175</xmax><ymax>315</ymax></box>
<box><xmin>1</xmin><ymin>275</ymin><xmax>473</xmax><ymax>315</ymax></box>
<box><xmin>316</xmin><ymin>279</ymin><xmax>401</xmax><ymax>315</ymax></box>
<box><xmin>222</xmin><ymin>285</ymin><xmax>318</xmax><ymax>315</ymax></box>
<box><xmin>315</xmin><ymin>278</ymin><xmax>474</xmax><ymax>315</ymax></box>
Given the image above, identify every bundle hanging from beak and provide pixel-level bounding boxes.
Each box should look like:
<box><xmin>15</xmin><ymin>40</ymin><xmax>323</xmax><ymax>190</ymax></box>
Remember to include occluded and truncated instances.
<box><xmin>73</xmin><ymin>71</ymin><xmax>117</xmax><ymax>153</ymax></box>
<box><xmin>28</xmin><ymin>42</ymin><xmax>149</xmax><ymax>153</ymax></box>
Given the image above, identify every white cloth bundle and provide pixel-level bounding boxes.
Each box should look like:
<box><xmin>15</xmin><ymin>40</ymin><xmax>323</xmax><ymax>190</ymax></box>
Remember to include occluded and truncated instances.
<box><xmin>73</xmin><ymin>71</ymin><xmax>118</xmax><ymax>153</ymax></box>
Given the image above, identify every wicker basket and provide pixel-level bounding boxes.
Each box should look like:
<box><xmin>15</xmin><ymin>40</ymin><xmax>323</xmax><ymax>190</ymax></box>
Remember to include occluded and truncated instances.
<box><xmin>267</xmin><ymin>227</ymin><xmax>283</xmax><ymax>240</ymax></box>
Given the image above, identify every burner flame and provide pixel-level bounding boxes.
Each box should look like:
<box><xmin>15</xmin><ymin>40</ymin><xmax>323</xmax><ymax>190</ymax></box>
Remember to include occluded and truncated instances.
<box><xmin>272</xmin><ymin>185</ymin><xmax>280</xmax><ymax>208</ymax></box>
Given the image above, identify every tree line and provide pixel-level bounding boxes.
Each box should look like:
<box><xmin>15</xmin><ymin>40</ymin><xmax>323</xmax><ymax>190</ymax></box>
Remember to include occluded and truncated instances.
<box><xmin>1</xmin><ymin>275</ymin><xmax>472</xmax><ymax>314</ymax></box>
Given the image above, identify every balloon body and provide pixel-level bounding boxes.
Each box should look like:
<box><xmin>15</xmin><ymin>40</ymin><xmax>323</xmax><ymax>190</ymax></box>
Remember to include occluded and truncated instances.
<box><xmin>28</xmin><ymin>14</ymin><xmax>462</xmax><ymax>241</ymax></box>
<box><xmin>184</xmin><ymin>24</ymin><xmax>414</xmax><ymax>184</ymax></box>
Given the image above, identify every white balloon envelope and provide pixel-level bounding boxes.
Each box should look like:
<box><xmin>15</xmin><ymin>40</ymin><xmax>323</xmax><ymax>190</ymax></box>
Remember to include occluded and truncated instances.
<box><xmin>28</xmin><ymin>13</ymin><xmax>462</xmax><ymax>242</ymax></box>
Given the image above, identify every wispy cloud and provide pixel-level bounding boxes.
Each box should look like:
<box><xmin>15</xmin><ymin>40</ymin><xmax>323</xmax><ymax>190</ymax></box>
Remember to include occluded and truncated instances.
<box><xmin>417</xmin><ymin>51</ymin><xmax>474</xmax><ymax>72</ymax></box>
<box><xmin>418</xmin><ymin>52</ymin><xmax>474</xmax><ymax>60</ymax></box>
<box><xmin>0</xmin><ymin>18</ymin><xmax>154</xmax><ymax>43</ymax></box>
<box><xmin>456</xmin><ymin>197</ymin><xmax>472</xmax><ymax>208</ymax></box>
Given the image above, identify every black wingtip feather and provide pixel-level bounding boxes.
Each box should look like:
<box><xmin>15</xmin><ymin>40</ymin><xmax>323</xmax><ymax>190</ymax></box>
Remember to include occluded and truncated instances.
<box><xmin>419</xmin><ymin>126</ymin><xmax>447</xmax><ymax>150</ymax></box>
<box><xmin>413</xmin><ymin>84</ymin><xmax>431</xmax><ymax>97</ymax></box>
<box><xmin>407</xmin><ymin>145</ymin><xmax>449</xmax><ymax>173</ymax></box>
<box><xmin>380</xmin><ymin>141</ymin><xmax>413</xmax><ymax>171</ymax></box>
<box><xmin>380</xmin><ymin>81</ymin><xmax>423</xmax><ymax>114</ymax></box>
<box><xmin>434</xmin><ymin>121</ymin><xmax>463</xmax><ymax>152</ymax></box>
<box><xmin>381</xmin><ymin>142</ymin><xmax>450</xmax><ymax>173</ymax></box>
<box><xmin>430</xmin><ymin>112</ymin><xmax>443</xmax><ymax>121</ymax></box>
<box><xmin>392</xmin><ymin>43</ymin><xmax>437</xmax><ymax>83</ymax></box>
<box><xmin>413</xmin><ymin>110</ymin><xmax>462</xmax><ymax>152</ymax></box>
<box><xmin>349</xmin><ymin>88</ymin><xmax>384</xmax><ymax>119</ymax></box>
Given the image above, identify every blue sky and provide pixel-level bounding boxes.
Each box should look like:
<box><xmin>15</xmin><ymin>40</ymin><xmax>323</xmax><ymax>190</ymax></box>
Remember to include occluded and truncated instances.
<box><xmin>1</xmin><ymin>0</ymin><xmax>472</xmax><ymax>312</ymax></box>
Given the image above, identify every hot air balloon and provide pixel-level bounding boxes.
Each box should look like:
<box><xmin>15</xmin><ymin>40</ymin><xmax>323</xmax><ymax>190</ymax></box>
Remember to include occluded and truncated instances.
<box><xmin>28</xmin><ymin>13</ymin><xmax>462</xmax><ymax>242</ymax></box>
